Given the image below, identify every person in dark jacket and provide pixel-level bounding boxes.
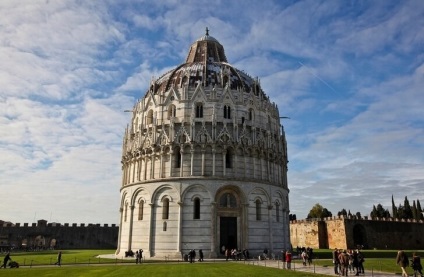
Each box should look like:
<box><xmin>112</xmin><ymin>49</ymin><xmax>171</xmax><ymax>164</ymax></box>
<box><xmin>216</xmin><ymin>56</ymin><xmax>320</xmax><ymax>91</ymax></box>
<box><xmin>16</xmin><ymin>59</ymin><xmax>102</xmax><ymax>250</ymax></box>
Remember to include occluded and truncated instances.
<box><xmin>412</xmin><ymin>252</ymin><xmax>423</xmax><ymax>277</ymax></box>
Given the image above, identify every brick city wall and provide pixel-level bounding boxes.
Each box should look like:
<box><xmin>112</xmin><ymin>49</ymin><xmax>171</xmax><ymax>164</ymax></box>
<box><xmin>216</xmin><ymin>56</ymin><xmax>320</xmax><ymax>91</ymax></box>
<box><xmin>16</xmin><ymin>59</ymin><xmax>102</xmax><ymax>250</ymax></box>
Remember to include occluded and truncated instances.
<box><xmin>0</xmin><ymin>220</ymin><xmax>118</xmax><ymax>250</ymax></box>
<box><xmin>290</xmin><ymin>216</ymin><xmax>424</xmax><ymax>250</ymax></box>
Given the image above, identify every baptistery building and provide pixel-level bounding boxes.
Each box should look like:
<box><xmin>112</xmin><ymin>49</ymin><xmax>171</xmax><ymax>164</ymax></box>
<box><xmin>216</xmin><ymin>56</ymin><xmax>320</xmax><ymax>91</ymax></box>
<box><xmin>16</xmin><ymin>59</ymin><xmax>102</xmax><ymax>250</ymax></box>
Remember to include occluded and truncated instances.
<box><xmin>116</xmin><ymin>29</ymin><xmax>290</xmax><ymax>258</ymax></box>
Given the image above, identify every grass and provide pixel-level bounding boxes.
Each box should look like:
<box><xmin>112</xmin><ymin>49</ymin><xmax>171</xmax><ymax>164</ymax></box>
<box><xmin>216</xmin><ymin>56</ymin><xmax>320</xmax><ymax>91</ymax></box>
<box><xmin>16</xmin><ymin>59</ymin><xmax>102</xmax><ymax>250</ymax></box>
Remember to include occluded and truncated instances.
<box><xmin>0</xmin><ymin>262</ymin><xmax>324</xmax><ymax>277</ymax></box>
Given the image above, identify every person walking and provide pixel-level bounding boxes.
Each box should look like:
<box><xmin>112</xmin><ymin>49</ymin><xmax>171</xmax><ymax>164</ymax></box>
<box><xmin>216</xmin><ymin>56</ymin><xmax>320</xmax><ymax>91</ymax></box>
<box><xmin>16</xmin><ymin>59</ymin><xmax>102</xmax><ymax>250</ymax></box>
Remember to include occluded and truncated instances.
<box><xmin>412</xmin><ymin>252</ymin><xmax>423</xmax><ymax>277</ymax></box>
<box><xmin>333</xmin><ymin>248</ymin><xmax>340</xmax><ymax>275</ymax></box>
<box><xmin>1</xmin><ymin>252</ymin><xmax>11</xmax><ymax>269</ymax></box>
<box><xmin>54</xmin><ymin>251</ymin><xmax>62</xmax><ymax>266</ymax></box>
<box><xmin>396</xmin><ymin>250</ymin><xmax>409</xmax><ymax>277</ymax></box>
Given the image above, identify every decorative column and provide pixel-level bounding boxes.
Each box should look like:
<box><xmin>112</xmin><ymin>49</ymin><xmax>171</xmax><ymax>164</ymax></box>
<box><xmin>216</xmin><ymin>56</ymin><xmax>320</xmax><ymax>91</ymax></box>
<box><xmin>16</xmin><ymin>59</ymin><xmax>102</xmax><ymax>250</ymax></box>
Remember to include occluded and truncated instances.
<box><xmin>115</xmin><ymin>207</ymin><xmax>124</xmax><ymax>255</ymax></box>
<box><xmin>177</xmin><ymin>201</ymin><xmax>183</xmax><ymax>255</ymax></box>
<box><xmin>148</xmin><ymin>203</ymin><xmax>155</xmax><ymax>257</ymax></box>
<box><xmin>268</xmin><ymin>204</ymin><xmax>273</xmax><ymax>253</ymax></box>
<box><xmin>222</xmin><ymin>149</ymin><xmax>226</xmax><ymax>176</ymax></box>
<box><xmin>180</xmin><ymin>149</ymin><xmax>184</xmax><ymax>177</ymax></box>
<box><xmin>143</xmin><ymin>157</ymin><xmax>148</xmax><ymax>180</ymax></box>
<box><xmin>128</xmin><ymin>205</ymin><xmax>135</xmax><ymax>251</ymax></box>
<box><xmin>201</xmin><ymin>148</ymin><xmax>205</xmax><ymax>176</ymax></box>
<box><xmin>212</xmin><ymin>147</ymin><xmax>216</xmax><ymax>176</ymax></box>
<box><xmin>168</xmin><ymin>149</ymin><xmax>173</xmax><ymax>177</ymax></box>
<box><xmin>190</xmin><ymin>147</ymin><xmax>194</xmax><ymax>176</ymax></box>
<box><xmin>209</xmin><ymin>202</ymin><xmax>217</xmax><ymax>258</ymax></box>
<box><xmin>151</xmin><ymin>153</ymin><xmax>155</xmax><ymax>179</ymax></box>
<box><xmin>159</xmin><ymin>148</ymin><xmax>164</xmax><ymax>178</ymax></box>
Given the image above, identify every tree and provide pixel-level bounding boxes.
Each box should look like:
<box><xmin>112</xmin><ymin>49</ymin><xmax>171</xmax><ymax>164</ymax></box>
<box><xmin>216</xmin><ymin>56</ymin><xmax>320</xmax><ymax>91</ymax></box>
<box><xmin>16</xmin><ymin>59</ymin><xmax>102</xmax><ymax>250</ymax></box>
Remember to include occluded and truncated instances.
<box><xmin>307</xmin><ymin>203</ymin><xmax>332</xmax><ymax>219</ymax></box>
<box><xmin>412</xmin><ymin>200</ymin><xmax>418</xmax><ymax>220</ymax></box>
<box><xmin>370</xmin><ymin>204</ymin><xmax>390</xmax><ymax>219</ymax></box>
<box><xmin>392</xmin><ymin>195</ymin><xmax>398</xmax><ymax>218</ymax></box>
<box><xmin>417</xmin><ymin>200</ymin><xmax>423</xmax><ymax>220</ymax></box>
<box><xmin>404</xmin><ymin>196</ymin><xmax>413</xmax><ymax>219</ymax></box>
<box><xmin>337</xmin><ymin>209</ymin><xmax>347</xmax><ymax>217</ymax></box>
<box><xmin>355</xmin><ymin>212</ymin><xmax>362</xmax><ymax>219</ymax></box>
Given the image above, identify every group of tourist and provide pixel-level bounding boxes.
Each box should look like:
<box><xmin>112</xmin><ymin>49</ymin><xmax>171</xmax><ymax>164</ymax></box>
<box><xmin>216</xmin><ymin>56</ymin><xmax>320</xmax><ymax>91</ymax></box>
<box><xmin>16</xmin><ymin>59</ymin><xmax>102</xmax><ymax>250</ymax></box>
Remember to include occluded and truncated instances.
<box><xmin>396</xmin><ymin>250</ymin><xmax>423</xmax><ymax>277</ymax></box>
<box><xmin>134</xmin><ymin>249</ymin><xmax>143</xmax><ymax>264</ymax></box>
<box><xmin>223</xmin><ymin>248</ymin><xmax>250</xmax><ymax>261</ymax></box>
<box><xmin>333</xmin><ymin>248</ymin><xmax>364</xmax><ymax>276</ymax></box>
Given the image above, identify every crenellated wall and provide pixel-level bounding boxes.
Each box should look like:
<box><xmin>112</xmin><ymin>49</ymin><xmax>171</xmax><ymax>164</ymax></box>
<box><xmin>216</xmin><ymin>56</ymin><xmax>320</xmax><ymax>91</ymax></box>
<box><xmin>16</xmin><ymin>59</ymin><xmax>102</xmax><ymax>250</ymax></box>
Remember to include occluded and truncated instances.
<box><xmin>290</xmin><ymin>216</ymin><xmax>424</xmax><ymax>250</ymax></box>
<box><xmin>0</xmin><ymin>220</ymin><xmax>118</xmax><ymax>250</ymax></box>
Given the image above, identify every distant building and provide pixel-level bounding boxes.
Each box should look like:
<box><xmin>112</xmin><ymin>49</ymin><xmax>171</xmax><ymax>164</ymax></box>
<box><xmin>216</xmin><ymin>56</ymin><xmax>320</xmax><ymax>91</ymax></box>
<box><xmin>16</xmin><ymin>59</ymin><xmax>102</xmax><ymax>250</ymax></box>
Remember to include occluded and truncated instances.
<box><xmin>116</xmin><ymin>29</ymin><xmax>290</xmax><ymax>258</ymax></box>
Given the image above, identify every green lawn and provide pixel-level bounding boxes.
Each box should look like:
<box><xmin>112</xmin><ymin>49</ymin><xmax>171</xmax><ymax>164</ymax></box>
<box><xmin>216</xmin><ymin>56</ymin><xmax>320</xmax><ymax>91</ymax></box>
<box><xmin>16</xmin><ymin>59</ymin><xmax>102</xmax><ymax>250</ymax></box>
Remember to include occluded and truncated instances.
<box><xmin>0</xmin><ymin>262</ymin><xmax>324</xmax><ymax>277</ymax></box>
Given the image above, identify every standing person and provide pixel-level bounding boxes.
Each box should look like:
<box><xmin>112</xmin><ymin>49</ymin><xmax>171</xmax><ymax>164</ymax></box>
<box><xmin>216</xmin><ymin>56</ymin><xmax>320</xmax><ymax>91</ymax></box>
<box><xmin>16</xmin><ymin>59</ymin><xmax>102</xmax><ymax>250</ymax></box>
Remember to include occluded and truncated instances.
<box><xmin>281</xmin><ymin>249</ymin><xmax>286</xmax><ymax>269</ymax></box>
<box><xmin>285</xmin><ymin>251</ymin><xmax>292</xmax><ymax>270</ymax></box>
<box><xmin>412</xmin><ymin>252</ymin><xmax>423</xmax><ymax>277</ymax></box>
<box><xmin>307</xmin><ymin>247</ymin><xmax>313</xmax><ymax>266</ymax></box>
<box><xmin>339</xmin><ymin>250</ymin><xmax>349</xmax><ymax>277</ymax></box>
<box><xmin>54</xmin><ymin>251</ymin><xmax>62</xmax><ymax>266</ymax></box>
<box><xmin>333</xmin><ymin>248</ymin><xmax>340</xmax><ymax>275</ymax></box>
<box><xmin>357</xmin><ymin>250</ymin><xmax>365</xmax><ymax>274</ymax></box>
<box><xmin>396</xmin><ymin>250</ymin><xmax>409</xmax><ymax>277</ymax></box>
<box><xmin>135</xmin><ymin>250</ymin><xmax>139</xmax><ymax>264</ymax></box>
<box><xmin>198</xmin><ymin>249</ymin><xmax>204</xmax><ymax>262</ymax></box>
<box><xmin>139</xmin><ymin>249</ymin><xmax>143</xmax><ymax>264</ymax></box>
<box><xmin>301</xmin><ymin>249</ymin><xmax>308</xmax><ymax>266</ymax></box>
<box><xmin>1</xmin><ymin>252</ymin><xmax>11</xmax><ymax>269</ymax></box>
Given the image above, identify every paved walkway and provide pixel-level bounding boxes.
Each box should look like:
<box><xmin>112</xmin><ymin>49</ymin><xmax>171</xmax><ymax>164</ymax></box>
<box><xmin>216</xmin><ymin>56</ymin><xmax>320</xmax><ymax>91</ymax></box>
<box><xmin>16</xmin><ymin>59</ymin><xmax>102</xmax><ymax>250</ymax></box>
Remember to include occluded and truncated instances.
<box><xmin>245</xmin><ymin>259</ymin><xmax>400</xmax><ymax>277</ymax></box>
<box><xmin>98</xmin><ymin>255</ymin><xmax>401</xmax><ymax>276</ymax></box>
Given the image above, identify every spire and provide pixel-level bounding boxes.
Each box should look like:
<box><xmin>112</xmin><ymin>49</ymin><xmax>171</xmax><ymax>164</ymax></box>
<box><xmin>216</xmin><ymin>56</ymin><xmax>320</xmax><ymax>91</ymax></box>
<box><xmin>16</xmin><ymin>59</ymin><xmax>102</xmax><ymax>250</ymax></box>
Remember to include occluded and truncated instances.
<box><xmin>205</xmin><ymin>27</ymin><xmax>209</xmax><ymax>36</ymax></box>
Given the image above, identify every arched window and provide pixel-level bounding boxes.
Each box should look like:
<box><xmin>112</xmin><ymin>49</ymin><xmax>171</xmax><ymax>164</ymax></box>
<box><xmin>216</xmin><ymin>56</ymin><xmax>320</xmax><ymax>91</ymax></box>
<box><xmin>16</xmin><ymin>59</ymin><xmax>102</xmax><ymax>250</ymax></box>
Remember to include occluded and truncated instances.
<box><xmin>223</xmin><ymin>105</ymin><xmax>231</xmax><ymax>119</ymax></box>
<box><xmin>225</xmin><ymin>150</ymin><xmax>232</xmax><ymax>168</ymax></box>
<box><xmin>146</xmin><ymin>110</ymin><xmax>153</xmax><ymax>124</ymax></box>
<box><xmin>163</xmin><ymin>221</ymin><xmax>167</xmax><ymax>231</ymax></box>
<box><xmin>249</xmin><ymin>109</ymin><xmax>254</xmax><ymax>121</ymax></box>
<box><xmin>223</xmin><ymin>75</ymin><xmax>229</xmax><ymax>87</ymax></box>
<box><xmin>162</xmin><ymin>198</ymin><xmax>169</xmax><ymax>219</ymax></box>
<box><xmin>196</xmin><ymin>103</ymin><xmax>203</xmax><ymax>118</ymax></box>
<box><xmin>276</xmin><ymin>202</ymin><xmax>280</xmax><ymax>222</ymax></box>
<box><xmin>255</xmin><ymin>199</ymin><xmax>262</xmax><ymax>221</ymax></box>
<box><xmin>138</xmin><ymin>200</ymin><xmax>144</xmax><ymax>221</ymax></box>
<box><xmin>193</xmin><ymin>198</ymin><xmax>200</xmax><ymax>219</ymax></box>
<box><xmin>124</xmin><ymin>202</ymin><xmax>128</xmax><ymax>222</ymax></box>
<box><xmin>219</xmin><ymin>193</ymin><xmax>237</xmax><ymax>208</ymax></box>
<box><xmin>168</xmin><ymin>104</ymin><xmax>176</xmax><ymax>119</ymax></box>
<box><xmin>175</xmin><ymin>150</ymin><xmax>181</xmax><ymax>168</ymax></box>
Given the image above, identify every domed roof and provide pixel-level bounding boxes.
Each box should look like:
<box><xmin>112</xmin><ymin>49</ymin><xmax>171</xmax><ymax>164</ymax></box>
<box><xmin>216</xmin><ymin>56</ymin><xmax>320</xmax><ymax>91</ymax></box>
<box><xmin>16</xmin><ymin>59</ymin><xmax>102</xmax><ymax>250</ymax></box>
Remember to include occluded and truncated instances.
<box><xmin>149</xmin><ymin>28</ymin><xmax>263</xmax><ymax>96</ymax></box>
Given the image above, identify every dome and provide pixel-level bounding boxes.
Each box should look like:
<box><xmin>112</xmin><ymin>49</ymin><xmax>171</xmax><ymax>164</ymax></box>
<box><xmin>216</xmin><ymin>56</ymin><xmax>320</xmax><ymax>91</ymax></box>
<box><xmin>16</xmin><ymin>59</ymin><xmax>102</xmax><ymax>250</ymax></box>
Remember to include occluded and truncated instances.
<box><xmin>150</xmin><ymin>28</ymin><xmax>264</xmax><ymax>97</ymax></box>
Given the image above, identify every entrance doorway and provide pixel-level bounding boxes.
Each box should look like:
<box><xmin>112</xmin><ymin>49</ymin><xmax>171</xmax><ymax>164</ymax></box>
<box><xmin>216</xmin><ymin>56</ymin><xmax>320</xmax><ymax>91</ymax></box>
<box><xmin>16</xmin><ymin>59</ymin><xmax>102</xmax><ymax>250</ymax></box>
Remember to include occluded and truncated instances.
<box><xmin>220</xmin><ymin>217</ymin><xmax>237</xmax><ymax>252</ymax></box>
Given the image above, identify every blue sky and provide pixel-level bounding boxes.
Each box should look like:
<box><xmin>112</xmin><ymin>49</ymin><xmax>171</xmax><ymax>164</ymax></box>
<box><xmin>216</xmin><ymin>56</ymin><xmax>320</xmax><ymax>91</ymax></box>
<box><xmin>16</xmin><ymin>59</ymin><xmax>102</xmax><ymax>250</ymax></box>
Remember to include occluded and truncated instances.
<box><xmin>1</xmin><ymin>0</ymin><xmax>423</xmax><ymax>224</ymax></box>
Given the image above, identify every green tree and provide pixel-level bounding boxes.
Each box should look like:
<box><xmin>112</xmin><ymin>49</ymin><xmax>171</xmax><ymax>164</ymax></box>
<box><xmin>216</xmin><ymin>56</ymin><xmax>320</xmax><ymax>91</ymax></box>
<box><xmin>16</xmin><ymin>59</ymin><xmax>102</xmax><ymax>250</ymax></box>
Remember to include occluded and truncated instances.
<box><xmin>355</xmin><ymin>212</ymin><xmax>362</xmax><ymax>219</ymax></box>
<box><xmin>392</xmin><ymin>195</ymin><xmax>398</xmax><ymax>218</ymax></box>
<box><xmin>404</xmin><ymin>196</ymin><xmax>413</xmax><ymax>219</ymax></box>
<box><xmin>412</xmin><ymin>200</ymin><xmax>418</xmax><ymax>220</ymax></box>
<box><xmin>307</xmin><ymin>203</ymin><xmax>332</xmax><ymax>219</ymax></box>
<box><xmin>417</xmin><ymin>200</ymin><xmax>423</xmax><ymax>220</ymax></box>
<box><xmin>370</xmin><ymin>204</ymin><xmax>390</xmax><ymax>219</ymax></box>
<box><xmin>337</xmin><ymin>209</ymin><xmax>347</xmax><ymax>217</ymax></box>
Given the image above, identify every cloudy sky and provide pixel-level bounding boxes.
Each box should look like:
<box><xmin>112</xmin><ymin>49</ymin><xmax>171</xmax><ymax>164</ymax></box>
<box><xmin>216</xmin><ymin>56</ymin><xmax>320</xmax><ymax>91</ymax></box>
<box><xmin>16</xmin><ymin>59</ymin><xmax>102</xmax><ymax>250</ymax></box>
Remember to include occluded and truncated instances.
<box><xmin>1</xmin><ymin>0</ymin><xmax>423</xmax><ymax>224</ymax></box>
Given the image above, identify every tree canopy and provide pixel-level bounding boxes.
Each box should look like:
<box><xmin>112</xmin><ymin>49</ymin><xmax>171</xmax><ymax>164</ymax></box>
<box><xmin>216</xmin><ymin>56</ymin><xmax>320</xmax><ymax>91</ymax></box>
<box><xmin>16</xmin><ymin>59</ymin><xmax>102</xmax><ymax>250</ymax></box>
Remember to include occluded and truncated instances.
<box><xmin>307</xmin><ymin>203</ymin><xmax>332</xmax><ymax>219</ymax></box>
